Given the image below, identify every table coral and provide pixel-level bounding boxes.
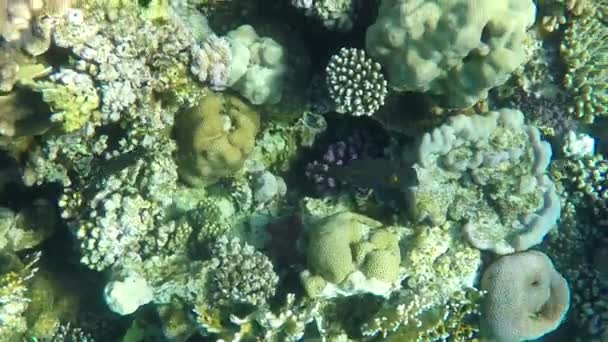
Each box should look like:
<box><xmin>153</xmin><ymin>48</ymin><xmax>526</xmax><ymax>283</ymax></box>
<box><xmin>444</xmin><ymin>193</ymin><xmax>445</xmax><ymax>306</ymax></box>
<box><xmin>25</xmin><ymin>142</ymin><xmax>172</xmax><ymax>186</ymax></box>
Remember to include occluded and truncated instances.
<box><xmin>175</xmin><ymin>92</ymin><xmax>260</xmax><ymax>187</ymax></box>
<box><xmin>366</xmin><ymin>0</ymin><xmax>536</xmax><ymax>108</ymax></box>
<box><xmin>408</xmin><ymin>108</ymin><xmax>560</xmax><ymax>254</ymax></box>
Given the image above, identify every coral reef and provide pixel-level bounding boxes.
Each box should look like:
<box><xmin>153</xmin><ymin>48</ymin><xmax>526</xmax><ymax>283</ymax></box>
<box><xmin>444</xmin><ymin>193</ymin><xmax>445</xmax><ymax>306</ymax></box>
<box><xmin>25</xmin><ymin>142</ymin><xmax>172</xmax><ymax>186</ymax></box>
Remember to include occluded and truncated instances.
<box><xmin>291</xmin><ymin>0</ymin><xmax>358</xmax><ymax>31</ymax></box>
<box><xmin>206</xmin><ymin>236</ymin><xmax>278</xmax><ymax>307</ymax></box>
<box><xmin>0</xmin><ymin>0</ymin><xmax>601</xmax><ymax>340</ymax></box>
<box><xmin>225</xmin><ymin>25</ymin><xmax>288</xmax><ymax>105</ymax></box>
<box><xmin>325</xmin><ymin>47</ymin><xmax>387</xmax><ymax>116</ymax></box>
<box><xmin>305</xmin><ymin>130</ymin><xmax>384</xmax><ymax>194</ymax></box>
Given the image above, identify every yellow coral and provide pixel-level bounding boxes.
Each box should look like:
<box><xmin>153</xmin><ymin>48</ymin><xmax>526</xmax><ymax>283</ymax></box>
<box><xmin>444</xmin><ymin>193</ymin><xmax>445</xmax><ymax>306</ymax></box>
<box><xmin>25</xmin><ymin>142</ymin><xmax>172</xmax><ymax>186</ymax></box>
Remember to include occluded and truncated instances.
<box><xmin>175</xmin><ymin>92</ymin><xmax>260</xmax><ymax>186</ymax></box>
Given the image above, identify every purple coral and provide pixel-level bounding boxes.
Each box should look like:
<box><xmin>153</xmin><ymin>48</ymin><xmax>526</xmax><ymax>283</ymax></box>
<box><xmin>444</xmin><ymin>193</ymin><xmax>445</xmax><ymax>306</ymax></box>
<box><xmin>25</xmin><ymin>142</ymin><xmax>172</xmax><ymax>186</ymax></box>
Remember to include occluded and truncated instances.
<box><xmin>305</xmin><ymin>129</ymin><xmax>384</xmax><ymax>193</ymax></box>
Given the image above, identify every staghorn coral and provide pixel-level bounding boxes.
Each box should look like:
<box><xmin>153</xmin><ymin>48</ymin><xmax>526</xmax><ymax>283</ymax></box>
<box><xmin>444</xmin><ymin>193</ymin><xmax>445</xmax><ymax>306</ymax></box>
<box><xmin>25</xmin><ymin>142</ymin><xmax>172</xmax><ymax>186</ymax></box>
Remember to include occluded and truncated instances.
<box><xmin>325</xmin><ymin>47</ymin><xmax>387</xmax><ymax>117</ymax></box>
<box><xmin>561</xmin><ymin>3</ymin><xmax>608</xmax><ymax>123</ymax></box>
<box><xmin>366</xmin><ymin>0</ymin><xmax>536</xmax><ymax>108</ymax></box>
<box><xmin>408</xmin><ymin>108</ymin><xmax>560</xmax><ymax>254</ymax></box>
<box><xmin>480</xmin><ymin>251</ymin><xmax>570</xmax><ymax>341</ymax></box>
<box><xmin>175</xmin><ymin>92</ymin><xmax>260</xmax><ymax>187</ymax></box>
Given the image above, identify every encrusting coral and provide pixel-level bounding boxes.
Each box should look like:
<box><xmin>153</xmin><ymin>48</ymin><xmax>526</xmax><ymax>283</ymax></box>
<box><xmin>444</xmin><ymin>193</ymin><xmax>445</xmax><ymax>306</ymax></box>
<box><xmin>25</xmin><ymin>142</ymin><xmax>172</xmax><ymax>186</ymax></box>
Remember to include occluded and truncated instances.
<box><xmin>481</xmin><ymin>250</ymin><xmax>570</xmax><ymax>342</ymax></box>
<box><xmin>408</xmin><ymin>108</ymin><xmax>560</xmax><ymax>254</ymax></box>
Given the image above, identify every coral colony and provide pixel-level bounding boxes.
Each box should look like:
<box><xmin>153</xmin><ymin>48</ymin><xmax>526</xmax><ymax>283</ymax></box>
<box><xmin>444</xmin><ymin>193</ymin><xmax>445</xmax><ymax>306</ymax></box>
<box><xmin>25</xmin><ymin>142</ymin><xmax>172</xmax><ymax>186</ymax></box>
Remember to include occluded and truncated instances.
<box><xmin>0</xmin><ymin>0</ymin><xmax>607</xmax><ymax>340</ymax></box>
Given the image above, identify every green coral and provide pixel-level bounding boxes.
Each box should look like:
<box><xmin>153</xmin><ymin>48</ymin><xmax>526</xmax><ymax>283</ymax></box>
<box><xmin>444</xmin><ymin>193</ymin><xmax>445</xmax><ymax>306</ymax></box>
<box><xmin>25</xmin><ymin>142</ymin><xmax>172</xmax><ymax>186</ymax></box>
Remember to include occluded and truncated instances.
<box><xmin>175</xmin><ymin>92</ymin><xmax>261</xmax><ymax>187</ymax></box>
<box><xmin>32</xmin><ymin>69</ymin><xmax>100</xmax><ymax>133</ymax></box>
<box><xmin>301</xmin><ymin>211</ymin><xmax>402</xmax><ymax>298</ymax></box>
<box><xmin>561</xmin><ymin>3</ymin><xmax>608</xmax><ymax>123</ymax></box>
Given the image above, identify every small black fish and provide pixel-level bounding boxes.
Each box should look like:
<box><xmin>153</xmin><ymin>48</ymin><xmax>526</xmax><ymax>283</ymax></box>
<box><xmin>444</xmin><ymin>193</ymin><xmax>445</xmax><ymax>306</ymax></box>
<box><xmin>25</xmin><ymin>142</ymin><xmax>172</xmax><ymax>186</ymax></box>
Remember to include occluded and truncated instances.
<box><xmin>325</xmin><ymin>158</ymin><xmax>417</xmax><ymax>191</ymax></box>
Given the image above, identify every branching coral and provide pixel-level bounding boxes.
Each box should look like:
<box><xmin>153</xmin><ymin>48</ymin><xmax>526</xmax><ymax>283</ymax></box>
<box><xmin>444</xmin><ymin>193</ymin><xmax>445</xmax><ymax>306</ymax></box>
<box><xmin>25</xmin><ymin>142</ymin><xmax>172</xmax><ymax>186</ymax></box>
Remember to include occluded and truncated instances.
<box><xmin>58</xmin><ymin>137</ymin><xmax>178</xmax><ymax>271</ymax></box>
<box><xmin>325</xmin><ymin>47</ymin><xmax>387</xmax><ymax>117</ymax></box>
<box><xmin>0</xmin><ymin>252</ymin><xmax>41</xmax><ymax>340</ymax></box>
<box><xmin>408</xmin><ymin>108</ymin><xmax>560</xmax><ymax>254</ymax></box>
<box><xmin>291</xmin><ymin>0</ymin><xmax>359</xmax><ymax>31</ymax></box>
<box><xmin>206</xmin><ymin>236</ymin><xmax>279</xmax><ymax>307</ymax></box>
<box><xmin>362</xmin><ymin>221</ymin><xmax>482</xmax><ymax>340</ymax></box>
<box><xmin>561</xmin><ymin>2</ymin><xmax>608</xmax><ymax>123</ymax></box>
<box><xmin>538</xmin><ymin>0</ymin><xmax>590</xmax><ymax>32</ymax></box>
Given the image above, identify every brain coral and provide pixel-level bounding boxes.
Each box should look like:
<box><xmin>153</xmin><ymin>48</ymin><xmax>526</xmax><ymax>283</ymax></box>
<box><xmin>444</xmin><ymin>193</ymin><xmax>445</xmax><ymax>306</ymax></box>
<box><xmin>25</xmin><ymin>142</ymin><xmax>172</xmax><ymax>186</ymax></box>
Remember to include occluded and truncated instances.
<box><xmin>407</xmin><ymin>108</ymin><xmax>560</xmax><ymax>254</ymax></box>
<box><xmin>300</xmin><ymin>211</ymin><xmax>402</xmax><ymax>298</ymax></box>
<box><xmin>175</xmin><ymin>92</ymin><xmax>260</xmax><ymax>187</ymax></box>
<box><xmin>481</xmin><ymin>251</ymin><xmax>570</xmax><ymax>342</ymax></box>
<box><xmin>365</xmin><ymin>0</ymin><xmax>536</xmax><ymax>108</ymax></box>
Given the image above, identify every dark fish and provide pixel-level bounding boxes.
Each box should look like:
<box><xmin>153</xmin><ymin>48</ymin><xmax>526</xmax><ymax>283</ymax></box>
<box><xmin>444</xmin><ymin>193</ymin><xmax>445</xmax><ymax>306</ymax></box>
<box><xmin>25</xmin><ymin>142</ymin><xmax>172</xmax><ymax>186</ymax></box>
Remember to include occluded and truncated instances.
<box><xmin>325</xmin><ymin>158</ymin><xmax>417</xmax><ymax>191</ymax></box>
<box><xmin>581</xmin><ymin>118</ymin><xmax>608</xmax><ymax>155</ymax></box>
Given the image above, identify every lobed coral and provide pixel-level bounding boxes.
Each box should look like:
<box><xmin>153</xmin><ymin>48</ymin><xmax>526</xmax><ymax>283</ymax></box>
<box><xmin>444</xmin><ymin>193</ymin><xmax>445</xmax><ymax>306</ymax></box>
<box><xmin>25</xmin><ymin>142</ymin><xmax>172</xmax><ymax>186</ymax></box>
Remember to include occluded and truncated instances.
<box><xmin>366</xmin><ymin>0</ymin><xmax>536</xmax><ymax>108</ymax></box>
<box><xmin>300</xmin><ymin>211</ymin><xmax>403</xmax><ymax>298</ymax></box>
<box><xmin>225</xmin><ymin>25</ymin><xmax>288</xmax><ymax>105</ymax></box>
<box><xmin>175</xmin><ymin>92</ymin><xmax>261</xmax><ymax>187</ymax></box>
<box><xmin>408</xmin><ymin>108</ymin><xmax>560</xmax><ymax>254</ymax></box>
